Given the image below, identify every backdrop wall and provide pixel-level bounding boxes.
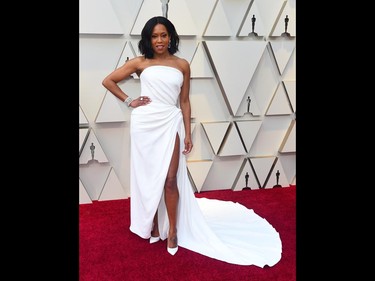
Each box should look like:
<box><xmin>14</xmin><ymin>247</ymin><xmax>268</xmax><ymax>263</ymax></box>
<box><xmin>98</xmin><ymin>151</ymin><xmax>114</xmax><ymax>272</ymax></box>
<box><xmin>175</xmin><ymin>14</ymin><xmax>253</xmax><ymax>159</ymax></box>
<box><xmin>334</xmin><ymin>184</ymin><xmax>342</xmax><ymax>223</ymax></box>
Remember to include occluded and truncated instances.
<box><xmin>79</xmin><ymin>0</ymin><xmax>296</xmax><ymax>204</ymax></box>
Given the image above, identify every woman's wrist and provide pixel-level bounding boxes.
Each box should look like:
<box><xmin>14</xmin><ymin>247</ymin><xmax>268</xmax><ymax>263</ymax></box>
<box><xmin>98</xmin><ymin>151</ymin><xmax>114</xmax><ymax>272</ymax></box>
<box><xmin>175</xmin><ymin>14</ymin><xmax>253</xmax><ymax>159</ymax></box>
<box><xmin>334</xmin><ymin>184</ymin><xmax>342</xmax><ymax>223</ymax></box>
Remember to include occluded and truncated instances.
<box><xmin>124</xmin><ymin>96</ymin><xmax>133</xmax><ymax>107</ymax></box>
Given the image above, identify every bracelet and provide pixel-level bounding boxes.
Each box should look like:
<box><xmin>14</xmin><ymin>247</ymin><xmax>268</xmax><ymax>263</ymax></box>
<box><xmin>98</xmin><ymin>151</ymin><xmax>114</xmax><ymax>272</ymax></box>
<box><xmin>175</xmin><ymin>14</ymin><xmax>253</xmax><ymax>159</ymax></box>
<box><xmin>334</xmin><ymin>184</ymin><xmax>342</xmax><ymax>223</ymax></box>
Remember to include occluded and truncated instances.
<box><xmin>124</xmin><ymin>96</ymin><xmax>133</xmax><ymax>107</ymax></box>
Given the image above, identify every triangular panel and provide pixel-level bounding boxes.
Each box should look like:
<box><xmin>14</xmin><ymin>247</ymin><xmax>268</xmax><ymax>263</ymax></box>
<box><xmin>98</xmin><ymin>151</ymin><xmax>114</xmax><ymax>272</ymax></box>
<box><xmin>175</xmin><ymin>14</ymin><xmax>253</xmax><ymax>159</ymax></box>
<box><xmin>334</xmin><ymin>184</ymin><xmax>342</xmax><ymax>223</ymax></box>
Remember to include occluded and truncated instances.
<box><xmin>191</xmin><ymin>123</ymin><xmax>196</xmax><ymax>135</ymax></box>
<box><xmin>79</xmin><ymin>162</ymin><xmax>112</xmax><ymax>200</ymax></box>
<box><xmin>176</xmin><ymin>40</ymin><xmax>197</xmax><ymax>66</ymax></box>
<box><xmin>283</xmin><ymin>80</ymin><xmax>296</xmax><ymax>112</ymax></box>
<box><xmin>269</xmin><ymin>39</ymin><xmax>296</xmax><ymax>75</ymax></box>
<box><xmin>265</xmin><ymin>83</ymin><xmax>293</xmax><ymax>115</ymax></box>
<box><xmin>279</xmin><ymin>120</ymin><xmax>295</xmax><ymax>153</ymax></box>
<box><xmin>218</xmin><ymin>124</ymin><xmax>246</xmax><ymax>156</ymax></box>
<box><xmin>250</xmin><ymin>48</ymin><xmax>280</xmax><ymax>116</ymax></box>
<box><xmin>79</xmin><ymin>178</ymin><xmax>92</xmax><ymax>204</ymax></box>
<box><xmin>248</xmin><ymin>117</ymin><xmax>291</xmax><ymax>156</ymax></box>
<box><xmin>238</xmin><ymin>3</ymin><xmax>266</xmax><ymax>37</ymax></box>
<box><xmin>190</xmin><ymin>42</ymin><xmax>214</xmax><ymax>78</ymax></box>
<box><xmin>252</xmin><ymin>0</ymin><xmax>286</xmax><ymax>37</ymax></box>
<box><xmin>116</xmin><ymin>41</ymin><xmax>139</xmax><ymax>79</ymax></box>
<box><xmin>80</xmin><ymin>36</ymin><xmax>126</xmax><ymax>117</ymax></box>
<box><xmin>201</xmin><ymin>121</ymin><xmax>230</xmax><ymax>155</ymax></box>
<box><xmin>270</xmin><ymin>0</ymin><xmax>296</xmax><ymax>37</ymax></box>
<box><xmin>234</xmin><ymin>120</ymin><xmax>263</xmax><ymax>153</ymax></box>
<box><xmin>79</xmin><ymin>0</ymin><xmax>123</xmax><ymax>34</ymax></box>
<box><xmin>250</xmin><ymin>157</ymin><xmax>276</xmax><ymax>189</ymax></box>
<box><xmin>79</xmin><ymin>105</ymin><xmax>89</xmax><ymax>127</ymax></box>
<box><xmin>79</xmin><ymin>129</ymin><xmax>109</xmax><ymax>164</ymax></box>
<box><xmin>283</xmin><ymin>48</ymin><xmax>296</xmax><ymax>81</ymax></box>
<box><xmin>291</xmin><ymin>175</ymin><xmax>296</xmax><ymax>185</ymax></box>
<box><xmin>232</xmin><ymin>158</ymin><xmax>260</xmax><ymax>191</ymax></box>
<box><xmin>131</xmin><ymin>0</ymin><xmax>197</xmax><ymax>36</ymax></box>
<box><xmin>236</xmin><ymin>92</ymin><xmax>262</xmax><ymax>117</ymax></box>
<box><xmin>95</xmin><ymin>92</ymin><xmax>127</xmax><ymax>123</ymax></box>
<box><xmin>204</xmin><ymin>41</ymin><xmax>267</xmax><ymax>115</ymax></box>
<box><xmin>79</xmin><ymin>128</ymin><xmax>90</xmax><ymax>156</ymax></box>
<box><xmin>266</xmin><ymin>160</ymin><xmax>289</xmax><ymax>188</ymax></box>
<box><xmin>98</xmin><ymin>167</ymin><xmax>128</xmax><ymax>201</ymax></box>
<box><xmin>200</xmin><ymin>156</ymin><xmax>244</xmax><ymax>192</ymax></box>
<box><xmin>187</xmin><ymin>160</ymin><xmax>213</xmax><ymax>193</ymax></box>
<box><xmin>189</xmin><ymin>93</ymin><xmax>226</xmax><ymax>121</ymax></box>
<box><xmin>279</xmin><ymin>153</ymin><xmax>296</xmax><ymax>185</ymax></box>
<box><xmin>203</xmin><ymin>0</ymin><xmax>232</xmax><ymax>36</ymax></box>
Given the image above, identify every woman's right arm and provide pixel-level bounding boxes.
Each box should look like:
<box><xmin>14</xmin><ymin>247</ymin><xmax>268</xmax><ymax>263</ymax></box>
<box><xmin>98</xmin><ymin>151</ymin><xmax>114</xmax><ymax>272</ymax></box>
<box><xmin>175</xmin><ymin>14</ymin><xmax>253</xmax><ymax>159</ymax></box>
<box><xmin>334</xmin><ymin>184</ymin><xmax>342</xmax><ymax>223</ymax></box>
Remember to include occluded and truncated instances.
<box><xmin>102</xmin><ymin>57</ymin><xmax>140</xmax><ymax>102</ymax></box>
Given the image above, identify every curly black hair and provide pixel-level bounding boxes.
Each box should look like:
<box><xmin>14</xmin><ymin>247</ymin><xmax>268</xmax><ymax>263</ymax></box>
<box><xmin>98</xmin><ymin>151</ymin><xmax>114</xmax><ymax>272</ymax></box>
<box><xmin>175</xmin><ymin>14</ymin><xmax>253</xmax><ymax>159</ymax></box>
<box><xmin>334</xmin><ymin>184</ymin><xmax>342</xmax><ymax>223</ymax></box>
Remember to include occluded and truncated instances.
<box><xmin>138</xmin><ymin>16</ymin><xmax>180</xmax><ymax>59</ymax></box>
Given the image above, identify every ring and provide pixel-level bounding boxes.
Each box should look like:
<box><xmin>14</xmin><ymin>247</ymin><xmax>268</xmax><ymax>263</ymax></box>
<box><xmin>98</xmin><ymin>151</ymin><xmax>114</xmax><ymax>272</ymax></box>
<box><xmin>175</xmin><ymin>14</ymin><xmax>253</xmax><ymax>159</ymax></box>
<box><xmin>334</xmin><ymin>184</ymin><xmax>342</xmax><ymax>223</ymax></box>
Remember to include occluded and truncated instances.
<box><xmin>140</xmin><ymin>97</ymin><xmax>143</xmax><ymax>101</ymax></box>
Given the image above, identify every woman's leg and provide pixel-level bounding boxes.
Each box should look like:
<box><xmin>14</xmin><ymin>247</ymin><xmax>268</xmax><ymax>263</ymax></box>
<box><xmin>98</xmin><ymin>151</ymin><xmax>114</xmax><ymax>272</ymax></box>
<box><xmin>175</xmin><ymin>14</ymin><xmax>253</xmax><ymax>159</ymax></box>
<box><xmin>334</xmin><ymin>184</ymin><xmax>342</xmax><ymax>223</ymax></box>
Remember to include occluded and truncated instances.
<box><xmin>164</xmin><ymin>134</ymin><xmax>180</xmax><ymax>249</ymax></box>
<box><xmin>151</xmin><ymin>211</ymin><xmax>159</xmax><ymax>238</ymax></box>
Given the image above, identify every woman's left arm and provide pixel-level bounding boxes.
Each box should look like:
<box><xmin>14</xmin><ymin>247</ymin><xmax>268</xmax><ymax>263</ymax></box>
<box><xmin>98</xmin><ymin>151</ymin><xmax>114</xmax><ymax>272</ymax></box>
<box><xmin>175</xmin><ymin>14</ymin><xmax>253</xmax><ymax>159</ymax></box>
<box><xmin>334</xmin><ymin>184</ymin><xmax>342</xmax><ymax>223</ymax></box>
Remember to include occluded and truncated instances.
<box><xmin>179</xmin><ymin>59</ymin><xmax>193</xmax><ymax>155</ymax></box>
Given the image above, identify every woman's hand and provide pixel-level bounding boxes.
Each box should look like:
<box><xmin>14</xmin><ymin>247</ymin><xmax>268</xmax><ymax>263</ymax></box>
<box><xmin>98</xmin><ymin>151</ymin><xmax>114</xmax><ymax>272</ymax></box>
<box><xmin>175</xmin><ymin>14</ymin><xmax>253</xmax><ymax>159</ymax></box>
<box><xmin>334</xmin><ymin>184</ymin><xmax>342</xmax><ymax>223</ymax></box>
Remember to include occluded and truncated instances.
<box><xmin>182</xmin><ymin>137</ymin><xmax>193</xmax><ymax>155</ymax></box>
<box><xmin>130</xmin><ymin>96</ymin><xmax>151</xmax><ymax>107</ymax></box>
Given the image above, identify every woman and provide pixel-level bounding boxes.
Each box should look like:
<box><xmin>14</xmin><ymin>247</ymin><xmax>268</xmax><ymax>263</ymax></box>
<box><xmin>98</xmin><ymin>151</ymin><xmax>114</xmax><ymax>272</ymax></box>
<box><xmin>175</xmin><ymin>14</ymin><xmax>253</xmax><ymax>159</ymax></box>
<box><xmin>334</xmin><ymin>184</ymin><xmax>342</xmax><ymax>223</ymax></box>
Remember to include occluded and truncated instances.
<box><xmin>102</xmin><ymin>15</ymin><xmax>189</xmax><ymax>255</ymax></box>
<box><xmin>102</xmin><ymin>16</ymin><xmax>282</xmax><ymax>266</ymax></box>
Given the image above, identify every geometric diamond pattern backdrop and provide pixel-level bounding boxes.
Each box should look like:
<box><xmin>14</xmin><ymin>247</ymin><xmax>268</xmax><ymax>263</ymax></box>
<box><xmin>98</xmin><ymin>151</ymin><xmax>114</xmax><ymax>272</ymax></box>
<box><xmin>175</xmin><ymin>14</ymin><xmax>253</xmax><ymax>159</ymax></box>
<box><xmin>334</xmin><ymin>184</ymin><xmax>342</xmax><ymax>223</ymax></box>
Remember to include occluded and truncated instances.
<box><xmin>79</xmin><ymin>0</ymin><xmax>296</xmax><ymax>204</ymax></box>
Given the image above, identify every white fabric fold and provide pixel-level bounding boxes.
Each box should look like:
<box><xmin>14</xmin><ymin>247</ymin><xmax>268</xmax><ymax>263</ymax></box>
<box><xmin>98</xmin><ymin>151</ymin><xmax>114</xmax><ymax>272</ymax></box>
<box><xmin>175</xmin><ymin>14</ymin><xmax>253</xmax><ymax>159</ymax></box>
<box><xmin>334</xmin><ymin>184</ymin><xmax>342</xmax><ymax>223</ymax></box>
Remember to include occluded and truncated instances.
<box><xmin>129</xmin><ymin>65</ymin><xmax>282</xmax><ymax>267</ymax></box>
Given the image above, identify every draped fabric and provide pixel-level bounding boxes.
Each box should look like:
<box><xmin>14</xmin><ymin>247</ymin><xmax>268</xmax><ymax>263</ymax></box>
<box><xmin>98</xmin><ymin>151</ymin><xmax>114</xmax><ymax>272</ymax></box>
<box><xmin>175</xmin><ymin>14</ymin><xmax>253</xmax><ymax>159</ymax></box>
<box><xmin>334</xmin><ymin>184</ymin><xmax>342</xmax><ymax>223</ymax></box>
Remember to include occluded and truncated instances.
<box><xmin>129</xmin><ymin>65</ymin><xmax>282</xmax><ymax>267</ymax></box>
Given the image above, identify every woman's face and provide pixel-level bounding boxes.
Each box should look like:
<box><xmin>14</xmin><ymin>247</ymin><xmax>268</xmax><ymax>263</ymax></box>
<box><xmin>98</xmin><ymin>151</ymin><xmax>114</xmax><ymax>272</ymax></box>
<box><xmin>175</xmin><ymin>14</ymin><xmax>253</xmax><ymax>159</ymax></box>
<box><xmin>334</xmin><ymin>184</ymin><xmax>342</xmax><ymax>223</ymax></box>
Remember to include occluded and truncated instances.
<box><xmin>151</xmin><ymin>24</ymin><xmax>170</xmax><ymax>55</ymax></box>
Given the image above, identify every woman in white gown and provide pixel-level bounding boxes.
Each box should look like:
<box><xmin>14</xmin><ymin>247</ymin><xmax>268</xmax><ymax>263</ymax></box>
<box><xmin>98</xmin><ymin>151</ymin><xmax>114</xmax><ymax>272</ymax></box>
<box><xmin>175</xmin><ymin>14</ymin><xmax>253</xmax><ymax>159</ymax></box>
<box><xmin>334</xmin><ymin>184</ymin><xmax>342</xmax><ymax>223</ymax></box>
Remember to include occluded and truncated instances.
<box><xmin>102</xmin><ymin>16</ymin><xmax>282</xmax><ymax>267</ymax></box>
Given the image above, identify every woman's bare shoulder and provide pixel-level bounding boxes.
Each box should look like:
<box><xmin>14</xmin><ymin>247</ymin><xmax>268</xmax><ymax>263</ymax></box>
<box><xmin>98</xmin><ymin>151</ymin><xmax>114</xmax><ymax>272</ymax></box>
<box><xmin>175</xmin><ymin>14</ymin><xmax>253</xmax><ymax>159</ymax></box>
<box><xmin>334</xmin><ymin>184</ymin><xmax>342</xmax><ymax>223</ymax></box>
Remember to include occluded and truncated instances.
<box><xmin>175</xmin><ymin>57</ymin><xmax>190</xmax><ymax>73</ymax></box>
<box><xmin>125</xmin><ymin>56</ymin><xmax>148</xmax><ymax>75</ymax></box>
<box><xmin>126</xmin><ymin>56</ymin><xmax>146</xmax><ymax>66</ymax></box>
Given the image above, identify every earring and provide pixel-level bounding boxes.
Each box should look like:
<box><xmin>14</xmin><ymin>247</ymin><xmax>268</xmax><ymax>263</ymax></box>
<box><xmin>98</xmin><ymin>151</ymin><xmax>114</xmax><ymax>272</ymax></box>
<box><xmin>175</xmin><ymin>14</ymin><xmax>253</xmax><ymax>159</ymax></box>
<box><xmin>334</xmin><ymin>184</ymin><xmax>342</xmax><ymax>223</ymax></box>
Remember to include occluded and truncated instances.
<box><xmin>168</xmin><ymin>41</ymin><xmax>171</xmax><ymax>48</ymax></box>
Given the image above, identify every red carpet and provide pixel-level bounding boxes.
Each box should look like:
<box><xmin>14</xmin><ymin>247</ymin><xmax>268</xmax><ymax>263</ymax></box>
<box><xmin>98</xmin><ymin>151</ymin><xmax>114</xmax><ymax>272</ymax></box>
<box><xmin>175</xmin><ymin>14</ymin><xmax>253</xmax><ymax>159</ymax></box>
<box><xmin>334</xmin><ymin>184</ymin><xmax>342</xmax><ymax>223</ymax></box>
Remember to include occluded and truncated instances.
<box><xmin>80</xmin><ymin>186</ymin><xmax>296</xmax><ymax>281</ymax></box>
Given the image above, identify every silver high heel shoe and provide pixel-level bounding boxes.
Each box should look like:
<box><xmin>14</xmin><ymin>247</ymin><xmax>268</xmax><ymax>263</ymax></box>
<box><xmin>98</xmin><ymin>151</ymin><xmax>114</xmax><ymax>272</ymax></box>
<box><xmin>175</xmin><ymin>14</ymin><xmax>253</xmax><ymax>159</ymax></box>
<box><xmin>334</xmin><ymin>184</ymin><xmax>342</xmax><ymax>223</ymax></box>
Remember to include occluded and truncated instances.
<box><xmin>149</xmin><ymin>236</ymin><xmax>160</xmax><ymax>244</ymax></box>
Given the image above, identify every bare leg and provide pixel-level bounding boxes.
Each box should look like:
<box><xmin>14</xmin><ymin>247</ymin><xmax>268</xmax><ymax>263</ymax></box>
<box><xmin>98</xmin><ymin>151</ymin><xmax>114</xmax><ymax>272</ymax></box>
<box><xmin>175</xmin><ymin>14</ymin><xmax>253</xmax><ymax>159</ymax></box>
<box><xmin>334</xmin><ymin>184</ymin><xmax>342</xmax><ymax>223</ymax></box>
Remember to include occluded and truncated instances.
<box><xmin>165</xmin><ymin>134</ymin><xmax>180</xmax><ymax>249</ymax></box>
<box><xmin>151</xmin><ymin>211</ymin><xmax>159</xmax><ymax>238</ymax></box>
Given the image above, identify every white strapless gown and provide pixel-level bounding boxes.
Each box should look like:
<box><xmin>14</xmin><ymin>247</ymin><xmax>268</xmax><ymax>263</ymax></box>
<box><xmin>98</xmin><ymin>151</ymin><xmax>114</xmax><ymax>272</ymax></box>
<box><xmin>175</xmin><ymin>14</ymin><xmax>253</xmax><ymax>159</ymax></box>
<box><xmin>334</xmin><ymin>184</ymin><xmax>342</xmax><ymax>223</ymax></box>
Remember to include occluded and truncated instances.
<box><xmin>129</xmin><ymin>65</ymin><xmax>282</xmax><ymax>267</ymax></box>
